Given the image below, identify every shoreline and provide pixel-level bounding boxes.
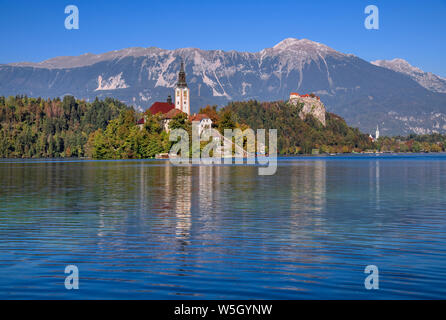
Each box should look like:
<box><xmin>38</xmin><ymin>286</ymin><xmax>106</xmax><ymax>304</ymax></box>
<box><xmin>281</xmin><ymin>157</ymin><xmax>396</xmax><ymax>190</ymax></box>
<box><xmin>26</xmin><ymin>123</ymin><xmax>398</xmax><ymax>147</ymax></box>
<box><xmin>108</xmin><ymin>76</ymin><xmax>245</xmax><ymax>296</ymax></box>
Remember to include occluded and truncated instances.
<box><xmin>1</xmin><ymin>152</ymin><xmax>446</xmax><ymax>162</ymax></box>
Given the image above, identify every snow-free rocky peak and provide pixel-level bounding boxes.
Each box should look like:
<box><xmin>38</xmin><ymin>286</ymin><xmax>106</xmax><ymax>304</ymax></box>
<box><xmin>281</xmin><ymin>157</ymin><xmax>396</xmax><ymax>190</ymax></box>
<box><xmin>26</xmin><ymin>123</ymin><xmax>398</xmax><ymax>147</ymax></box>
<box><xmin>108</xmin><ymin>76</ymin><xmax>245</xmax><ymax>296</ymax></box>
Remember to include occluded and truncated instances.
<box><xmin>372</xmin><ymin>58</ymin><xmax>446</xmax><ymax>93</ymax></box>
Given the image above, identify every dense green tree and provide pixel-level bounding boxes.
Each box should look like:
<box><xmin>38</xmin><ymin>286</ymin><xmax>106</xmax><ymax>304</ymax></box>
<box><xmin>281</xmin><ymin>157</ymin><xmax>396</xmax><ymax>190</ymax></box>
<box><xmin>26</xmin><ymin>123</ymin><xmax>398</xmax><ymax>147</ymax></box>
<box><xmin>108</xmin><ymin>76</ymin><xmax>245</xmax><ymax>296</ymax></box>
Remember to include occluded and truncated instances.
<box><xmin>217</xmin><ymin>110</ymin><xmax>236</xmax><ymax>133</ymax></box>
<box><xmin>168</xmin><ymin>113</ymin><xmax>191</xmax><ymax>132</ymax></box>
<box><xmin>86</xmin><ymin>109</ymin><xmax>171</xmax><ymax>159</ymax></box>
<box><xmin>0</xmin><ymin>95</ymin><xmax>129</xmax><ymax>158</ymax></box>
<box><xmin>221</xmin><ymin>100</ymin><xmax>374</xmax><ymax>154</ymax></box>
<box><xmin>2</xmin><ymin>95</ymin><xmax>446</xmax><ymax>159</ymax></box>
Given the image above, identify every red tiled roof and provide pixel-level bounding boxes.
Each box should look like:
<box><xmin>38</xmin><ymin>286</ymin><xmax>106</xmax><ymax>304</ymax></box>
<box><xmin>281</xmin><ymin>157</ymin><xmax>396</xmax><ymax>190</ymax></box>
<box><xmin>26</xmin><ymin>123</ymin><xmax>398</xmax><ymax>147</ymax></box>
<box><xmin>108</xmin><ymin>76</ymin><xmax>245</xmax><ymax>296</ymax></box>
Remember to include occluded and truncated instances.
<box><xmin>189</xmin><ymin>114</ymin><xmax>210</xmax><ymax>122</ymax></box>
<box><xmin>137</xmin><ymin>118</ymin><xmax>145</xmax><ymax>125</ymax></box>
<box><xmin>149</xmin><ymin>102</ymin><xmax>175</xmax><ymax>115</ymax></box>
<box><xmin>163</xmin><ymin>108</ymin><xmax>184</xmax><ymax>119</ymax></box>
<box><xmin>290</xmin><ymin>92</ymin><xmax>321</xmax><ymax>100</ymax></box>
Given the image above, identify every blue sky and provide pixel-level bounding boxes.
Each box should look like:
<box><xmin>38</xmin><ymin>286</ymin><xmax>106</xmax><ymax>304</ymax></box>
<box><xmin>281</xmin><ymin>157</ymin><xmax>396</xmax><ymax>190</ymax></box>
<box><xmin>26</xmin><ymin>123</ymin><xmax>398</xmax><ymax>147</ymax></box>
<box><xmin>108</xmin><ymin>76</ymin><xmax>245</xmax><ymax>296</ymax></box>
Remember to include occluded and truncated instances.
<box><xmin>0</xmin><ymin>0</ymin><xmax>445</xmax><ymax>76</ymax></box>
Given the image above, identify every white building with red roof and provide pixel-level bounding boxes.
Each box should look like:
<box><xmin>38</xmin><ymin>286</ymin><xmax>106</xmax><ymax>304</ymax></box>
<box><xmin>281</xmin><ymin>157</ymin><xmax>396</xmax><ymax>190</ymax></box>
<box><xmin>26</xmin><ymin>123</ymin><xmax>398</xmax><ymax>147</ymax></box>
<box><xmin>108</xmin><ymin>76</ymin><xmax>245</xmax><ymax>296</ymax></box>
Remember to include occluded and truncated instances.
<box><xmin>189</xmin><ymin>113</ymin><xmax>212</xmax><ymax>135</ymax></box>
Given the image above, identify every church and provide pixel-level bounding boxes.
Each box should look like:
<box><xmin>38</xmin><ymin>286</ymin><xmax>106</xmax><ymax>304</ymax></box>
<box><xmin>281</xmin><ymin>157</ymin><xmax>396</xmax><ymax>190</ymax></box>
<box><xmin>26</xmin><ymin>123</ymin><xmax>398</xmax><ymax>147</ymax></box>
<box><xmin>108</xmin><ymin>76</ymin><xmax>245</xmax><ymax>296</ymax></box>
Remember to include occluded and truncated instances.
<box><xmin>175</xmin><ymin>61</ymin><xmax>190</xmax><ymax>115</ymax></box>
<box><xmin>369</xmin><ymin>125</ymin><xmax>380</xmax><ymax>142</ymax></box>
<box><xmin>137</xmin><ymin>60</ymin><xmax>212</xmax><ymax>133</ymax></box>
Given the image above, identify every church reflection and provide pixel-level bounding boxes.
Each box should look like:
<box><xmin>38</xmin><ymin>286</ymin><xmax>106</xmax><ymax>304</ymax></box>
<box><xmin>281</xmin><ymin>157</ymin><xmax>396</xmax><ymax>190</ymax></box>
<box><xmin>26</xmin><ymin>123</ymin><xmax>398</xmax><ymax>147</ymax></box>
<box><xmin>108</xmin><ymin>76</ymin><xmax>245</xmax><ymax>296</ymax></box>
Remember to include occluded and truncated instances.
<box><xmin>198</xmin><ymin>165</ymin><xmax>215</xmax><ymax>213</ymax></box>
<box><xmin>171</xmin><ymin>164</ymin><xmax>222</xmax><ymax>242</ymax></box>
<box><xmin>174</xmin><ymin>166</ymin><xmax>192</xmax><ymax>241</ymax></box>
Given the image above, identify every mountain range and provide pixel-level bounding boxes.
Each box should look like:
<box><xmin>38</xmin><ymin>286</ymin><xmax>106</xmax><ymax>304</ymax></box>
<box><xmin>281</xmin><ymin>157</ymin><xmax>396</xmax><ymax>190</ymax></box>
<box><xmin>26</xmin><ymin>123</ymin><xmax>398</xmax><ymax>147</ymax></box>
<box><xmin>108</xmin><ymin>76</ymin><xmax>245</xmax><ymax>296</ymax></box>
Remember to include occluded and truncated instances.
<box><xmin>1</xmin><ymin>38</ymin><xmax>446</xmax><ymax>136</ymax></box>
<box><xmin>371</xmin><ymin>58</ymin><xmax>446</xmax><ymax>94</ymax></box>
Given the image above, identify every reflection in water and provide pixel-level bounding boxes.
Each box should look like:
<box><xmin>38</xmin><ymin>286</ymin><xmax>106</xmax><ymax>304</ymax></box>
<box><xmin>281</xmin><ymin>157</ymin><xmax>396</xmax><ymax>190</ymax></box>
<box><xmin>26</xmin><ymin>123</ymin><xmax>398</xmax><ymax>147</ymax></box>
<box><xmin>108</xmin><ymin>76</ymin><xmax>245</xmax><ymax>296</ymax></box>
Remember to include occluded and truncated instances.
<box><xmin>174</xmin><ymin>166</ymin><xmax>192</xmax><ymax>241</ymax></box>
<box><xmin>368</xmin><ymin>160</ymin><xmax>381</xmax><ymax>210</ymax></box>
<box><xmin>289</xmin><ymin>161</ymin><xmax>326</xmax><ymax>213</ymax></box>
<box><xmin>375</xmin><ymin>160</ymin><xmax>380</xmax><ymax>209</ymax></box>
<box><xmin>0</xmin><ymin>156</ymin><xmax>446</xmax><ymax>299</ymax></box>
<box><xmin>288</xmin><ymin>161</ymin><xmax>326</xmax><ymax>235</ymax></box>
<box><xmin>198</xmin><ymin>166</ymin><xmax>215</xmax><ymax>214</ymax></box>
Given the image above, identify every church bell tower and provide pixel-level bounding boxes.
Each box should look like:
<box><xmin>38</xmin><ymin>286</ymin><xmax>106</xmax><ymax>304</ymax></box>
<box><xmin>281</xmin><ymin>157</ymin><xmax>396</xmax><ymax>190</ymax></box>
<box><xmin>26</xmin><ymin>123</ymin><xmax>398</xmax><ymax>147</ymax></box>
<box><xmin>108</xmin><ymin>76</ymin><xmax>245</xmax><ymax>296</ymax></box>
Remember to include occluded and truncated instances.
<box><xmin>175</xmin><ymin>60</ymin><xmax>190</xmax><ymax>115</ymax></box>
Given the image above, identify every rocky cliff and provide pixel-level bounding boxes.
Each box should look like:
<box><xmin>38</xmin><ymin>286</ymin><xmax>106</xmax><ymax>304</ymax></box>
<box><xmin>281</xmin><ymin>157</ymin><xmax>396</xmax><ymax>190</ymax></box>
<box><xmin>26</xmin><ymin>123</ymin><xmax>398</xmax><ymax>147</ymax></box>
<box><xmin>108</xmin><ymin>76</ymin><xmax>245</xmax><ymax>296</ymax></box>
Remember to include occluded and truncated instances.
<box><xmin>289</xmin><ymin>95</ymin><xmax>326</xmax><ymax>126</ymax></box>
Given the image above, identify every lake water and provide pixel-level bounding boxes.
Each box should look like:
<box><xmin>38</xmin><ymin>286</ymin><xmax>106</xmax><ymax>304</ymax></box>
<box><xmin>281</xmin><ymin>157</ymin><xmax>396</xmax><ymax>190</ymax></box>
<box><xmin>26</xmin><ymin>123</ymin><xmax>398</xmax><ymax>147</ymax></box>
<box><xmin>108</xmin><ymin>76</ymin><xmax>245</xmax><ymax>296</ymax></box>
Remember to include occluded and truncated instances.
<box><xmin>0</xmin><ymin>154</ymin><xmax>445</xmax><ymax>299</ymax></box>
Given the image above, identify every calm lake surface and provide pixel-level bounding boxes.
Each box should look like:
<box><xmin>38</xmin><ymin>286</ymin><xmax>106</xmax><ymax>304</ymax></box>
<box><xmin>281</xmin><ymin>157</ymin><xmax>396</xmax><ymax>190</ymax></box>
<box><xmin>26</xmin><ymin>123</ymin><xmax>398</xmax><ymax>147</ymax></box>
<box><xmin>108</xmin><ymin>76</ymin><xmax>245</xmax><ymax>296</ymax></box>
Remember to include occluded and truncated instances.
<box><xmin>0</xmin><ymin>154</ymin><xmax>445</xmax><ymax>299</ymax></box>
